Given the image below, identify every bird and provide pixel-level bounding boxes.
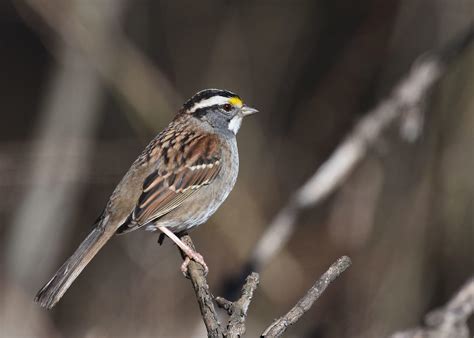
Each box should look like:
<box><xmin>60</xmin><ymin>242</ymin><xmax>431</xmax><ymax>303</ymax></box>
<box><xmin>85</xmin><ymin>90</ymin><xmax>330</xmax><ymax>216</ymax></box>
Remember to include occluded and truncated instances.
<box><xmin>34</xmin><ymin>88</ymin><xmax>258</xmax><ymax>309</ymax></box>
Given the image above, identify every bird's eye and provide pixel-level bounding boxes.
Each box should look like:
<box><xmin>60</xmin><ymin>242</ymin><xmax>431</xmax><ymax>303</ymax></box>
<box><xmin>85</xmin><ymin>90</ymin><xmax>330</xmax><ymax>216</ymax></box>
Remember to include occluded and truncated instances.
<box><xmin>223</xmin><ymin>103</ymin><xmax>232</xmax><ymax>112</ymax></box>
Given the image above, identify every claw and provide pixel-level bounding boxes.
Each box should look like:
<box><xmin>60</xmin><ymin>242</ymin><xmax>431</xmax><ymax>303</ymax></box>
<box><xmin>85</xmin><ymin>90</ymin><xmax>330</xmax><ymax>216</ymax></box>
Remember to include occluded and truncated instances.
<box><xmin>180</xmin><ymin>251</ymin><xmax>209</xmax><ymax>277</ymax></box>
<box><xmin>156</xmin><ymin>226</ymin><xmax>209</xmax><ymax>276</ymax></box>
<box><xmin>181</xmin><ymin>257</ymin><xmax>191</xmax><ymax>277</ymax></box>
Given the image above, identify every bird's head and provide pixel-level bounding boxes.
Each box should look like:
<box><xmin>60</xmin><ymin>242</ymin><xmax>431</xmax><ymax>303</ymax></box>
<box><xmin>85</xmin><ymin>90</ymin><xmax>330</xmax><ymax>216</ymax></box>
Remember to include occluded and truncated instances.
<box><xmin>181</xmin><ymin>89</ymin><xmax>258</xmax><ymax>135</ymax></box>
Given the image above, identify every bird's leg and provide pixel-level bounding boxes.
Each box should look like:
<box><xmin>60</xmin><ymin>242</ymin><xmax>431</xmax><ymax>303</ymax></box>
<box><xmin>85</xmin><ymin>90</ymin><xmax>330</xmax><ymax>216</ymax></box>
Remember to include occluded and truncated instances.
<box><xmin>156</xmin><ymin>226</ymin><xmax>208</xmax><ymax>276</ymax></box>
<box><xmin>157</xmin><ymin>233</ymin><xmax>166</xmax><ymax>245</ymax></box>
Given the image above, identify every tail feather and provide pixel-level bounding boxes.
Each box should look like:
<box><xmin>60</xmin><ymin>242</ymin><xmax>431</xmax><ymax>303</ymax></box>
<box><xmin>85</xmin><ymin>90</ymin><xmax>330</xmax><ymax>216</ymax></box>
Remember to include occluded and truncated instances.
<box><xmin>35</xmin><ymin>223</ymin><xmax>115</xmax><ymax>309</ymax></box>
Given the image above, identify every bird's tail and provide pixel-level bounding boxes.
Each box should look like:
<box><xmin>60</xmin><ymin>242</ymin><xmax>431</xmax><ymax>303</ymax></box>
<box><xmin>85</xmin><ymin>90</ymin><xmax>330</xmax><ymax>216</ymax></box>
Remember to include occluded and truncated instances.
<box><xmin>35</xmin><ymin>221</ymin><xmax>115</xmax><ymax>309</ymax></box>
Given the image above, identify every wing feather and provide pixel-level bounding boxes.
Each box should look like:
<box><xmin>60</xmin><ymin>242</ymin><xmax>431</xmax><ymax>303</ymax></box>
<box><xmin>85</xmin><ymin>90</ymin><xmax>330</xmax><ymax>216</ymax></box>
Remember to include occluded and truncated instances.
<box><xmin>124</xmin><ymin>134</ymin><xmax>222</xmax><ymax>230</ymax></box>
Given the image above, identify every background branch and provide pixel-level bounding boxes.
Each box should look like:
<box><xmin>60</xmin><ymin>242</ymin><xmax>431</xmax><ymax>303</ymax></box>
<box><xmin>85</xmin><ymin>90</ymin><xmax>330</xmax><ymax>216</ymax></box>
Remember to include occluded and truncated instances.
<box><xmin>390</xmin><ymin>277</ymin><xmax>474</xmax><ymax>338</ymax></box>
<box><xmin>20</xmin><ymin>0</ymin><xmax>181</xmax><ymax>129</ymax></box>
<box><xmin>242</xmin><ymin>25</ymin><xmax>474</xmax><ymax>276</ymax></box>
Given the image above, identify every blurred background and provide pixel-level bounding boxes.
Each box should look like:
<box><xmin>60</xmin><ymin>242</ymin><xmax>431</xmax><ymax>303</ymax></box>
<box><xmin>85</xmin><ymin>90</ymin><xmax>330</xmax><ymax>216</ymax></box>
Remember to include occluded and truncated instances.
<box><xmin>0</xmin><ymin>0</ymin><xmax>473</xmax><ymax>337</ymax></box>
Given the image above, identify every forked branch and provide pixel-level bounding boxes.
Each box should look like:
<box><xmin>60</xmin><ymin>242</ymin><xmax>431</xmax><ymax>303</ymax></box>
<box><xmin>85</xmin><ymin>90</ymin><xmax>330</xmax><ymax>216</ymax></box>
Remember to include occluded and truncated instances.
<box><xmin>176</xmin><ymin>236</ymin><xmax>350</xmax><ymax>337</ymax></box>
<box><xmin>177</xmin><ymin>235</ymin><xmax>260</xmax><ymax>337</ymax></box>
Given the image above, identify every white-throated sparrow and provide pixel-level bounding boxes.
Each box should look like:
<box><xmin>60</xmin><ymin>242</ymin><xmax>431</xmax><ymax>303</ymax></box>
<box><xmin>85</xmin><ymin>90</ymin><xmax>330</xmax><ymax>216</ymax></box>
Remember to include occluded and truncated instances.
<box><xmin>35</xmin><ymin>89</ymin><xmax>257</xmax><ymax>309</ymax></box>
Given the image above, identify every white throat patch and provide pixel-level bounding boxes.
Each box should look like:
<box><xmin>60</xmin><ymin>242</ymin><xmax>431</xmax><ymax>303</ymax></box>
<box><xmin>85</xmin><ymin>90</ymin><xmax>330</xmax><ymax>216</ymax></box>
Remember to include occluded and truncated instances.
<box><xmin>228</xmin><ymin>115</ymin><xmax>243</xmax><ymax>134</ymax></box>
<box><xmin>189</xmin><ymin>96</ymin><xmax>231</xmax><ymax>113</ymax></box>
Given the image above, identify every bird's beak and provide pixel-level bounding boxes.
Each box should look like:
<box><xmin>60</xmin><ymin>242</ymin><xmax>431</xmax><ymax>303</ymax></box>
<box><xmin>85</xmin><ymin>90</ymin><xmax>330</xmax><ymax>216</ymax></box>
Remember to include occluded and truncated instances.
<box><xmin>241</xmin><ymin>105</ymin><xmax>259</xmax><ymax>116</ymax></box>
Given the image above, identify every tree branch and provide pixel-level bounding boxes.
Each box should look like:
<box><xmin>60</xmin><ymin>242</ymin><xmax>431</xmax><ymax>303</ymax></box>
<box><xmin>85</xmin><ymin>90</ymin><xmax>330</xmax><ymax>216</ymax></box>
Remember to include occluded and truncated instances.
<box><xmin>261</xmin><ymin>256</ymin><xmax>352</xmax><ymax>337</ymax></box>
<box><xmin>177</xmin><ymin>235</ymin><xmax>260</xmax><ymax>337</ymax></box>
<box><xmin>216</xmin><ymin>273</ymin><xmax>260</xmax><ymax>337</ymax></box>
<box><xmin>235</xmin><ymin>24</ymin><xmax>474</xmax><ymax>283</ymax></box>
<box><xmin>390</xmin><ymin>277</ymin><xmax>474</xmax><ymax>338</ymax></box>
<box><xmin>19</xmin><ymin>0</ymin><xmax>181</xmax><ymax>129</ymax></box>
<box><xmin>178</xmin><ymin>235</ymin><xmax>223</xmax><ymax>337</ymax></box>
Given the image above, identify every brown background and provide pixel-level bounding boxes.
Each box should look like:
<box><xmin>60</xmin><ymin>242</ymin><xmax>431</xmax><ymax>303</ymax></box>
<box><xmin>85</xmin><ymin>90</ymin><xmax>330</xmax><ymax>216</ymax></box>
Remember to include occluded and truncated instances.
<box><xmin>0</xmin><ymin>1</ymin><xmax>473</xmax><ymax>337</ymax></box>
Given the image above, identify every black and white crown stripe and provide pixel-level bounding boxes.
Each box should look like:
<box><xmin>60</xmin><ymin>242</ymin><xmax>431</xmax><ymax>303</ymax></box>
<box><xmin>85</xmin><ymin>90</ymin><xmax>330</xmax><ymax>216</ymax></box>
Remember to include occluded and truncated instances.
<box><xmin>182</xmin><ymin>89</ymin><xmax>240</xmax><ymax>113</ymax></box>
<box><xmin>188</xmin><ymin>96</ymin><xmax>234</xmax><ymax>113</ymax></box>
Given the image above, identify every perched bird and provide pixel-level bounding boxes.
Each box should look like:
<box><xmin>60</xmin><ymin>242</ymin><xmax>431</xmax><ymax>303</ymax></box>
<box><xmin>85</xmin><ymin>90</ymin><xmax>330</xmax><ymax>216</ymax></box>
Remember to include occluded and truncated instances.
<box><xmin>35</xmin><ymin>89</ymin><xmax>258</xmax><ymax>309</ymax></box>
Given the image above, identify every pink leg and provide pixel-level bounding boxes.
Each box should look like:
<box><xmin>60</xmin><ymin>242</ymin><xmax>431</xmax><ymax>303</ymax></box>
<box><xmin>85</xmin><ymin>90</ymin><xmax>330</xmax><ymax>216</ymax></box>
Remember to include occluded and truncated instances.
<box><xmin>157</xmin><ymin>226</ymin><xmax>208</xmax><ymax>275</ymax></box>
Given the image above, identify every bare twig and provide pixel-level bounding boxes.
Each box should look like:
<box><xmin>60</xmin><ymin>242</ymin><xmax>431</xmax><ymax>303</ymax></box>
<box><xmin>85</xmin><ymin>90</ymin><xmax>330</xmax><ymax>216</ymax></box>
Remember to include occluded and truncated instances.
<box><xmin>216</xmin><ymin>273</ymin><xmax>260</xmax><ymax>337</ymax></box>
<box><xmin>178</xmin><ymin>235</ymin><xmax>223</xmax><ymax>338</ymax></box>
<box><xmin>245</xmin><ymin>25</ymin><xmax>474</xmax><ymax>275</ymax></box>
<box><xmin>390</xmin><ymin>277</ymin><xmax>474</xmax><ymax>338</ymax></box>
<box><xmin>261</xmin><ymin>256</ymin><xmax>352</xmax><ymax>337</ymax></box>
<box><xmin>176</xmin><ymin>235</ymin><xmax>261</xmax><ymax>337</ymax></box>
<box><xmin>175</xmin><ymin>238</ymin><xmax>351</xmax><ymax>337</ymax></box>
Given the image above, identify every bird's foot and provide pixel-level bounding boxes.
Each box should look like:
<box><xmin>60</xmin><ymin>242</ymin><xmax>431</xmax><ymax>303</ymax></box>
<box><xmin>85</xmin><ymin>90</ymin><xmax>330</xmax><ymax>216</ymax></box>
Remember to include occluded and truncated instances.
<box><xmin>156</xmin><ymin>225</ymin><xmax>209</xmax><ymax>277</ymax></box>
<box><xmin>180</xmin><ymin>250</ymin><xmax>209</xmax><ymax>277</ymax></box>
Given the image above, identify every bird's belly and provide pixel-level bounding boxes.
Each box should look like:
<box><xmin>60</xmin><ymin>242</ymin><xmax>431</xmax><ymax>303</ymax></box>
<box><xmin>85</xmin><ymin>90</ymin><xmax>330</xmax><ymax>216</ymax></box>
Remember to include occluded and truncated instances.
<box><xmin>146</xmin><ymin>180</ymin><xmax>233</xmax><ymax>233</ymax></box>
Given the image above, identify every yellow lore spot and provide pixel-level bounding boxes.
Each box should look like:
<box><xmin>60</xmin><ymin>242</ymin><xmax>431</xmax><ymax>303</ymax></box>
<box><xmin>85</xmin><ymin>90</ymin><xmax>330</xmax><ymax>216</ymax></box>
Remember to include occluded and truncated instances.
<box><xmin>229</xmin><ymin>97</ymin><xmax>243</xmax><ymax>107</ymax></box>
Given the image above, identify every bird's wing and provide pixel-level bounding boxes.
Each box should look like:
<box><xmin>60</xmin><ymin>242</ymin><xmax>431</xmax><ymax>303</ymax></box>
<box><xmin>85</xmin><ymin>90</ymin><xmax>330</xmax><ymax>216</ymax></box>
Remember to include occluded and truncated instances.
<box><xmin>117</xmin><ymin>133</ymin><xmax>222</xmax><ymax>233</ymax></box>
